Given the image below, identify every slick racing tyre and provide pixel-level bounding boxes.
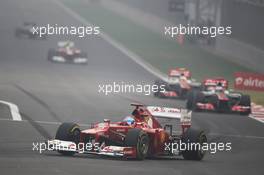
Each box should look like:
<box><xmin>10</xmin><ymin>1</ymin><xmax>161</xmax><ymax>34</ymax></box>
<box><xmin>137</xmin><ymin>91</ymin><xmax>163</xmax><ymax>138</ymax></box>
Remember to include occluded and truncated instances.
<box><xmin>181</xmin><ymin>128</ymin><xmax>207</xmax><ymax>161</ymax></box>
<box><xmin>239</xmin><ymin>95</ymin><xmax>251</xmax><ymax>115</ymax></box>
<box><xmin>153</xmin><ymin>80</ymin><xmax>165</xmax><ymax>98</ymax></box>
<box><xmin>125</xmin><ymin>128</ymin><xmax>149</xmax><ymax>160</ymax></box>
<box><xmin>78</xmin><ymin>52</ymin><xmax>88</xmax><ymax>65</ymax></box>
<box><xmin>186</xmin><ymin>91</ymin><xmax>204</xmax><ymax>111</ymax></box>
<box><xmin>47</xmin><ymin>49</ymin><xmax>56</xmax><ymax>61</ymax></box>
<box><xmin>210</xmin><ymin>95</ymin><xmax>218</xmax><ymax>108</ymax></box>
<box><xmin>170</xmin><ymin>84</ymin><xmax>184</xmax><ymax>99</ymax></box>
<box><xmin>186</xmin><ymin>91</ymin><xmax>195</xmax><ymax>110</ymax></box>
<box><xmin>55</xmin><ymin>122</ymin><xmax>80</xmax><ymax>156</ymax></box>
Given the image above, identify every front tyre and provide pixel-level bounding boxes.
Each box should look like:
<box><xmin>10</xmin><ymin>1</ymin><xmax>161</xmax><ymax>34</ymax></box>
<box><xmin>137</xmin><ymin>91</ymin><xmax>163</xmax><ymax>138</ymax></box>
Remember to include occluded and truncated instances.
<box><xmin>186</xmin><ymin>91</ymin><xmax>195</xmax><ymax>110</ymax></box>
<box><xmin>125</xmin><ymin>128</ymin><xmax>149</xmax><ymax>160</ymax></box>
<box><xmin>47</xmin><ymin>49</ymin><xmax>56</xmax><ymax>61</ymax></box>
<box><xmin>239</xmin><ymin>95</ymin><xmax>251</xmax><ymax>115</ymax></box>
<box><xmin>55</xmin><ymin>122</ymin><xmax>80</xmax><ymax>156</ymax></box>
<box><xmin>186</xmin><ymin>91</ymin><xmax>204</xmax><ymax>111</ymax></box>
<box><xmin>153</xmin><ymin>80</ymin><xmax>162</xmax><ymax>98</ymax></box>
<box><xmin>181</xmin><ymin>128</ymin><xmax>207</xmax><ymax>161</ymax></box>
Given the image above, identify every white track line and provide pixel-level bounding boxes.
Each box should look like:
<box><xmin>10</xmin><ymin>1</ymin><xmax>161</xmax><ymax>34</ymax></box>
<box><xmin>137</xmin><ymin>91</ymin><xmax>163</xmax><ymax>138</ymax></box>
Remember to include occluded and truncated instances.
<box><xmin>0</xmin><ymin>117</ymin><xmax>90</xmax><ymax>126</ymax></box>
<box><xmin>53</xmin><ymin>0</ymin><xmax>167</xmax><ymax>81</ymax></box>
<box><xmin>249</xmin><ymin>114</ymin><xmax>264</xmax><ymax>123</ymax></box>
<box><xmin>209</xmin><ymin>132</ymin><xmax>264</xmax><ymax>140</ymax></box>
<box><xmin>0</xmin><ymin>100</ymin><xmax>22</xmax><ymax>121</ymax></box>
<box><xmin>250</xmin><ymin>103</ymin><xmax>264</xmax><ymax>123</ymax></box>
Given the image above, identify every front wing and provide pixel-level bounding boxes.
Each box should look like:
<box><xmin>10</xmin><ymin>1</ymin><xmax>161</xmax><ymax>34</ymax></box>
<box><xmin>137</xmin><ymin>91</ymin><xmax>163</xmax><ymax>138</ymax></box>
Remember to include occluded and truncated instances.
<box><xmin>196</xmin><ymin>102</ymin><xmax>251</xmax><ymax>113</ymax></box>
<box><xmin>46</xmin><ymin>139</ymin><xmax>136</xmax><ymax>158</ymax></box>
<box><xmin>51</xmin><ymin>55</ymin><xmax>88</xmax><ymax>64</ymax></box>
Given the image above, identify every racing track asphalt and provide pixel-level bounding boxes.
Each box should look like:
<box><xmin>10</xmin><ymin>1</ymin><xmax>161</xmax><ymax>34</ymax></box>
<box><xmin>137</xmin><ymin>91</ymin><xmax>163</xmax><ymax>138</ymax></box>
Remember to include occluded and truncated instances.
<box><xmin>0</xmin><ymin>0</ymin><xmax>263</xmax><ymax>175</ymax></box>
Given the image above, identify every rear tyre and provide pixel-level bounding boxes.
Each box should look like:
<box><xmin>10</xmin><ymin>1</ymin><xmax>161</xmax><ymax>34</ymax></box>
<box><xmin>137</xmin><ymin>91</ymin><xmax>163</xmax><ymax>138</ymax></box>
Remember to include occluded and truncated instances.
<box><xmin>186</xmin><ymin>91</ymin><xmax>204</xmax><ymax>111</ymax></box>
<box><xmin>55</xmin><ymin>122</ymin><xmax>80</xmax><ymax>156</ymax></box>
<box><xmin>180</xmin><ymin>88</ymin><xmax>189</xmax><ymax>99</ymax></box>
<box><xmin>125</xmin><ymin>128</ymin><xmax>149</xmax><ymax>160</ymax></box>
<box><xmin>153</xmin><ymin>80</ymin><xmax>166</xmax><ymax>98</ymax></box>
<box><xmin>210</xmin><ymin>95</ymin><xmax>220</xmax><ymax>112</ymax></box>
<box><xmin>181</xmin><ymin>128</ymin><xmax>207</xmax><ymax>161</ymax></box>
<box><xmin>47</xmin><ymin>49</ymin><xmax>56</xmax><ymax>61</ymax></box>
<box><xmin>79</xmin><ymin>52</ymin><xmax>88</xmax><ymax>65</ymax></box>
<box><xmin>186</xmin><ymin>91</ymin><xmax>194</xmax><ymax>110</ymax></box>
<box><xmin>196</xmin><ymin>92</ymin><xmax>205</xmax><ymax>103</ymax></box>
<box><xmin>171</xmin><ymin>84</ymin><xmax>182</xmax><ymax>98</ymax></box>
<box><xmin>239</xmin><ymin>95</ymin><xmax>251</xmax><ymax>115</ymax></box>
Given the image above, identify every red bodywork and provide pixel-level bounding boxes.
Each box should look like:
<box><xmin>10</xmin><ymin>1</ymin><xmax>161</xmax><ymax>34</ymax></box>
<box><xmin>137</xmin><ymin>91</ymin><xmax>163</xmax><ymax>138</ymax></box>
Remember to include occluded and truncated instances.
<box><xmin>159</xmin><ymin>68</ymin><xmax>192</xmax><ymax>98</ymax></box>
<box><xmin>169</xmin><ymin>68</ymin><xmax>191</xmax><ymax>78</ymax></box>
<box><xmin>196</xmin><ymin>102</ymin><xmax>250</xmax><ymax>113</ymax></box>
<box><xmin>77</xmin><ymin>104</ymin><xmax>191</xmax><ymax>158</ymax></box>
<box><xmin>195</xmin><ymin>78</ymin><xmax>250</xmax><ymax>113</ymax></box>
<box><xmin>57</xmin><ymin>48</ymin><xmax>81</xmax><ymax>55</ymax></box>
<box><xmin>203</xmin><ymin>77</ymin><xmax>228</xmax><ymax>89</ymax></box>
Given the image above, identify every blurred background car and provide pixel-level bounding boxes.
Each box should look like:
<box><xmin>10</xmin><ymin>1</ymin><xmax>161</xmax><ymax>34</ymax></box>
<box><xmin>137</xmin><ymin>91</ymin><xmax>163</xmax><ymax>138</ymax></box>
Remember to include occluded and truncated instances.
<box><xmin>15</xmin><ymin>22</ymin><xmax>47</xmax><ymax>39</ymax></box>
<box><xmin>48</xmin><ymin>41</ymin><xmax>88</xmax><ymax>64</ymax></box>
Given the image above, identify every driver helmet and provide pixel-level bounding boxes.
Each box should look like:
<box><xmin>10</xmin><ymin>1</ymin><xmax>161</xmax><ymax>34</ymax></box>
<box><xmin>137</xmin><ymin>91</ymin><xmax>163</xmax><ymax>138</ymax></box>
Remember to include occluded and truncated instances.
<box><xmin>123</xmin><ymin>116</ymin><xmax>135</xmax><ymax>125</ymax></box>
<box><xmin>180</xmin><ymin>73</ymin><xmax>187</xmax><ymax>80</ymax></box>
<box><xmin>138</xmin><ymin>109</ymin><xmax>149</xmax><ymax>117</ymax></box>
<box><xmin>217</xmin><ymin>82</ymin><xmax>223</xmax><ymax>87</ymax></box>
<box><xmin>215</xmin><ymin>85</ymin><xmax>223</xmax><ymax>91</ymax></box>
<box><xmin>66</xmin><ymin>41</ymin><xmax>71</xmax><ymax>47</ymax></box>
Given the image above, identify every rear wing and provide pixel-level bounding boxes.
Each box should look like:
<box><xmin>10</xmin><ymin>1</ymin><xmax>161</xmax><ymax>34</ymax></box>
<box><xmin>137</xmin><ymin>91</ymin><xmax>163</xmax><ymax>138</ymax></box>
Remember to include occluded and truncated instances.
<box><xmin>168</xmin><ymin>68</ymin><xmax>191</xmax><ymax>78</ymax></box>
<box><xmin>203</xmin><ymin>78</ymin><xmax>228</xmax><ymax>88</ymax></box>
<box><xmin>58</xmin><ymin>41</ymin><xmax>74</xmax><ymax>48</ymax></box>
<box><xmin>146</xmin><ymin>106</ymin><xmax>191</xmax><ymax>126</ymax></box>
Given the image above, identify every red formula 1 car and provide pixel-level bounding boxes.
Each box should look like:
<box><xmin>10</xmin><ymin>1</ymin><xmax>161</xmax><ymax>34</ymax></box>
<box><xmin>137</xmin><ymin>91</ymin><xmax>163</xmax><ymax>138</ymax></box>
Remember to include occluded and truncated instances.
<box><xmin>154</xmin><ymin>68</ymin><xmax>201</xmax><ymax>99</ymax></box>
<box><xmin>186</xmin><ymin>78</ymin><xmax>251</xmax><ymax>115</ymax></box>
<box><xmin>48</xmin><ymin>41</ymin><xmax>88</xmax><ymax>64</ymax></box>
<box><xmin>47</xmin><ymin>103</ymin><xmax>207</xmax><ymax>160</ymax></box>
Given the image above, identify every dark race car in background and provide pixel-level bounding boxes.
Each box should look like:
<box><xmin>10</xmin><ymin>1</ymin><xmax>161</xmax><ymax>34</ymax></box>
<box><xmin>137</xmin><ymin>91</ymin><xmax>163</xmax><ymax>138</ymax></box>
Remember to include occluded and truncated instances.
<box><xmin>154</xmin><ymin>68</ymin><xmax>201</xmax><ymax>99</ymax></box>
<box><xmin>186</xmin><ymin>77</ymin><xmax>251</xmax><ymax>115</ymax></box>
<box><xmin>48</xmin><ymin>41</ymin><xmax>88</xmax><ymax>64</ymax></box>
<box><xmin>47</xmin><ymin>103</ymin><xmax>207</xmax><ymax>160</ymax></box>
<box><xmin>15</xmin><ymin>22</ymin><xmax>47</xmax><ymax>39</ymax></box>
